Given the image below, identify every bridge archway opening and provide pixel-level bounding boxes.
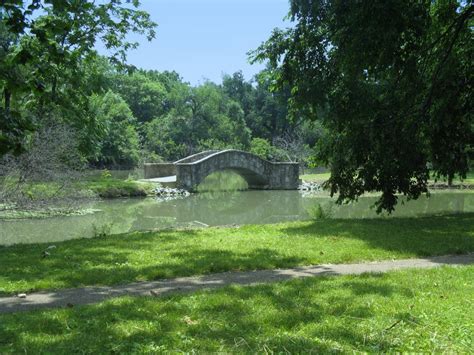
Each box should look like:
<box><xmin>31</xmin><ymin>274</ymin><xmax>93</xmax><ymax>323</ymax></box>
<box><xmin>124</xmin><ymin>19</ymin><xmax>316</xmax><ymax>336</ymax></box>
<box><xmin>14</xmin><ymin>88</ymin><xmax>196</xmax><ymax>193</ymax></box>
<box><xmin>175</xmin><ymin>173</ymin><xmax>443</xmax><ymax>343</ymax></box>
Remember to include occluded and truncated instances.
<box><xmin>196</xmin><ymin>170</ymin><xmax>248</xmax><ymax>192</ymax></box>
<box><xmin>196</xmin><ymin>167</ymin><xmax>272</xmax><ymax>192</ymax></box>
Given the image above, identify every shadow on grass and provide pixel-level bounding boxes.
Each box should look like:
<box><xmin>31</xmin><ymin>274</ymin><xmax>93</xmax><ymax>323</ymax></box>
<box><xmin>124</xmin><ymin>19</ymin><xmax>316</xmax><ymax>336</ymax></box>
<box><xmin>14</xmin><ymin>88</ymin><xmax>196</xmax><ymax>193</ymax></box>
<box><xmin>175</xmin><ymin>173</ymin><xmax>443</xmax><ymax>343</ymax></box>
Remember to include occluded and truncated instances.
<box><xmin>282</xmin><ymin>213</ymin><xmax>474</xmax><ymax>256</ymax></box>
<box><xmin>0</xmin><ymin>214</ymin><xmax>473</xmax><ymax>295</ymax></box>
<box><xmin>0</xmin><ymin>233</ymin><xmax>308</xmax><ymax>295</ymax></box>
<box><xmin>0</xmin><ymin>271</ymin><xmax>439</xmax><ymax>352</ymax></box>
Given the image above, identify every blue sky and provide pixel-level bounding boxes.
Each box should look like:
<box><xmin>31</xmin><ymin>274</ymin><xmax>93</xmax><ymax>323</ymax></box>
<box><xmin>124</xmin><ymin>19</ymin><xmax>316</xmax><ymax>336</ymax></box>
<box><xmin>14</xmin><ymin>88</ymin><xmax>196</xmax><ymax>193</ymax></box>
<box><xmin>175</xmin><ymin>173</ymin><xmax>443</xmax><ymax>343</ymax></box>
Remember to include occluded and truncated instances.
<box><xmin>99</xmin><ymin>0</ymin><xmax>291</xmax><ymax>85</ymax></box>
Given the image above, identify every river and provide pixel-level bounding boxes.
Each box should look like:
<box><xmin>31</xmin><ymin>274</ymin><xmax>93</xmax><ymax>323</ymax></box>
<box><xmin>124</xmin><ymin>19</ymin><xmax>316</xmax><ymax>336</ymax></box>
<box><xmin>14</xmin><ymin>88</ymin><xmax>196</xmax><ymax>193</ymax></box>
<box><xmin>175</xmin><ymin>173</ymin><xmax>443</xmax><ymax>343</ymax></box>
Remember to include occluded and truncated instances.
<box><xmin>1</xmin><ymin>190</ymin><xmax>473</xmax><ymax>246</ymax></box>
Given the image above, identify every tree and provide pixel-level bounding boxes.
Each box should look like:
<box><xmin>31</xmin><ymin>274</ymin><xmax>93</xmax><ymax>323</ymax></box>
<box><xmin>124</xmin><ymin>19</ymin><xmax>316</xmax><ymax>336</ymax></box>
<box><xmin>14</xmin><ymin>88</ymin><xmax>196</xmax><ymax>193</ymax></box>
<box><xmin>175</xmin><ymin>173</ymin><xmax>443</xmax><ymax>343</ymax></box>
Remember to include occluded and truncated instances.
<box><xmin>113</xmin><ymin>70</ymin><xmax>167</xmax><ymax>123</ymax></box>
<box><xmin>0</xmin><ymin>0</ymin><xmax>156</xmax><ymax>156</ymax></box>
<box><xmin>90</xmin><ymin>91</ymin><xmax>140</xmax><ymax>168</ymax></box>
<box><xmin>250</xmin><ymin>138</ymin><xmax>277</xmax><ymax>161</ymax></box>
<box><xmin>222</xmin><ymin>70</ymin><xmax>294</xmax><ymax>141</ymax></box>
<box><xmin>143</xmin><ymin>81</ymin><xmax>253</xmax><ymax>161</ymax></box>
<box><xmin>222</xmin><ymin>71</ymin><xmax>253</xmax><ymax>116</ymax></box>
<box><xmin>252</xmin><ymin>0</ymin><xmax>473</xmax><ymax>212</ymax></box>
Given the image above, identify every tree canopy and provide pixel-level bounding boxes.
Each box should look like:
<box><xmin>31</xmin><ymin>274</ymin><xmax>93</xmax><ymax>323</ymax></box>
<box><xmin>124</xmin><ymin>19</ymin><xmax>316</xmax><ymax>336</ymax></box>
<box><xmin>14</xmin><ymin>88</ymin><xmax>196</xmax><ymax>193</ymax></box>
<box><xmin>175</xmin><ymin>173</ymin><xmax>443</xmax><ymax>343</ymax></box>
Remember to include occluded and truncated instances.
<box><xmin>0</xmin><ymin>0</ymin><xmax>156</xmax><ymax>156</ymax></box>
<box><xmin>252</xmin><ymin>0</ymin><xmax>473</xmax><ymax>211</ymax></box>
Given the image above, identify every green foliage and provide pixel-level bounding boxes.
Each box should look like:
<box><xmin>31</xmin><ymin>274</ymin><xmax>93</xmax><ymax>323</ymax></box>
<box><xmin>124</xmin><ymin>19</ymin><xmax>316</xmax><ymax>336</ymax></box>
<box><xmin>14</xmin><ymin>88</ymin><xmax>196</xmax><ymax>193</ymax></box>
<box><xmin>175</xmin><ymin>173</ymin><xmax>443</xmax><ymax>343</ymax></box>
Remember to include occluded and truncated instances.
<box><xmin>1</xmin><ymin>0</ymin><xmax>321</xmax><ymax>169</ymax></box>
<box><xmin>113</xmin><ymin>71</ymin><xmax>167</xmax><ymax>122</ymax></box>
<box><xmin>143</xmin><ymin>81</ymin><xmax>254</xmax><ymax>161</ymax></box>
<box><xmin>92</xmin><ymin>222</ymin><xmax>113</xmax><ymax>238</ymax></box>
<box><xmin>89</xmin><ymin>91</ymin><xmax>140</xmax><ymax>168</ymax></box>
<box><xmin>82</xmin><ymin>177</ymin><xmax>150</xmax><ymax>198</ymax></box>
<box><xmin>0</xmin><ymin>0</ymin><xmax>156</xmax><ymax>156</ymax></box>
<box><xmin>250</xmin><ymin>138</ymin><xmax>273</xmax><ymax>159</ymax></box>
<box><xmin>307</xmin><ymin>202</ymin><xmax>333</xmax><ymax>220</ymax></box>
<box><xmin>250</xmin><ymin>138</ymin><xmax>277</xmax><ymax>160</ymax></box>
<box><xmin>252</xmin><ymin>1</ymin><xmax>473</xmax><ymax>212</ymax></box>
<box><xmin>100</xmin><ymin>169</ymin><xmax>112</xmax><ymax>179</ymax></box>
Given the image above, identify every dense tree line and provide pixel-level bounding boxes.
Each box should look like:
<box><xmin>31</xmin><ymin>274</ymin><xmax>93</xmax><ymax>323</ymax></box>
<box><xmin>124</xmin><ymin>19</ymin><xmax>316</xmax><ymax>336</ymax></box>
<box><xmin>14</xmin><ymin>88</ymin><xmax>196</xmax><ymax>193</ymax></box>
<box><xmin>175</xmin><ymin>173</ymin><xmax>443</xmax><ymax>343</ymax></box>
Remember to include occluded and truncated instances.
<box><xmin>0</xmin><ymin>2</ymin><xmax>317</xmax><ymax>170</ymax></box>
<box><xmin>97</xmin><ymin>65</ymin><xmax>319</xmax><ymax>166</ymax></box>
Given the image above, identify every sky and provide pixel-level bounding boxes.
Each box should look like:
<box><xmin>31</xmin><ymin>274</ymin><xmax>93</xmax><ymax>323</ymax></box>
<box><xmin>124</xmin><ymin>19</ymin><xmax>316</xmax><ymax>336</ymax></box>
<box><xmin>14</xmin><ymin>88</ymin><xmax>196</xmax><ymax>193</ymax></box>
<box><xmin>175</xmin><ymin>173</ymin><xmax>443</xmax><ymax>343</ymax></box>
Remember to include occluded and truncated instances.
<box><xmin>98</xmin><ymin>0</ymin><xmax>291</xmax><ymax>85</ymax></box>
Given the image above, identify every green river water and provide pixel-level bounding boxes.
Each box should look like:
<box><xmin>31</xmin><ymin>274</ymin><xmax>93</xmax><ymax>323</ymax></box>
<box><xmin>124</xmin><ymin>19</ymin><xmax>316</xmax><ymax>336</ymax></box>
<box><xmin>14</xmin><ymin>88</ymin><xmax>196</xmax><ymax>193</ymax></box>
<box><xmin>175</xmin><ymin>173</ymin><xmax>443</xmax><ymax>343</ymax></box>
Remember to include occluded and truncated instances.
<box><xmin>1</xmin><ymin>190</ymin><xmax>473</xmax><ymax>246</ymax></box>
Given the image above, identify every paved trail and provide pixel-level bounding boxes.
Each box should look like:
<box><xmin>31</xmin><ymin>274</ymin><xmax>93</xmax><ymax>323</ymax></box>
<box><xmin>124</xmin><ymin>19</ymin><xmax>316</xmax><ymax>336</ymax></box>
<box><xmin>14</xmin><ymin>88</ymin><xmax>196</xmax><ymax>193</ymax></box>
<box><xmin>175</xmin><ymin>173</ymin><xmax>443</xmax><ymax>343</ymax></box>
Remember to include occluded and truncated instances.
<box><xmin>1</xmin><ymin>254</ymin><xmax>472</xmax><ymax>314</ymax></box>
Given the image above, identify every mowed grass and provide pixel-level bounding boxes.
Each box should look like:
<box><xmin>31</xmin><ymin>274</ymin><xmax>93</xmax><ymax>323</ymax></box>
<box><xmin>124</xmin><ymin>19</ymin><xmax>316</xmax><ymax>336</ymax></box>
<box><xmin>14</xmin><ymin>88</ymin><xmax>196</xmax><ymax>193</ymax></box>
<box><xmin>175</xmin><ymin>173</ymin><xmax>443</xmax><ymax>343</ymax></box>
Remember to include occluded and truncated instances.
<box><xmin>431</xmin><ymin>171</ymin><xmax>474</xmax><ymax>184</ymax></box>
<box><xmin>300</xmin><ymin>171</ymin><xmax>474</xmax><ymax>184</ymax></box>
<box><xmin>1</xmin><ymin>214</ymin><xmax>473</xmax><ymax>295</ymax></box>
<box><xmin>0</xmin><ymin>266</ymin><xmax>472</xmax><ymax>353</ymax></box>
<box><xmin>301</xmin><ymin>172</ymin><xmax>331</xmax><ymax>182</ymax></box>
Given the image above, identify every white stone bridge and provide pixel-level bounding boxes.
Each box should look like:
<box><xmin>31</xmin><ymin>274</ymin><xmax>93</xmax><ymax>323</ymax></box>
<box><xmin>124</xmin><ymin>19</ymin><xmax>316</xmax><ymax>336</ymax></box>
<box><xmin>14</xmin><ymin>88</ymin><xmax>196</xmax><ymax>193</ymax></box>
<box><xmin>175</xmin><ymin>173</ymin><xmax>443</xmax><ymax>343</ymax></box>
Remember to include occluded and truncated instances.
<box><xmin>144</xmin><ymin>150</ymin><xmax>300</xmax><ymax>191</ymax></box>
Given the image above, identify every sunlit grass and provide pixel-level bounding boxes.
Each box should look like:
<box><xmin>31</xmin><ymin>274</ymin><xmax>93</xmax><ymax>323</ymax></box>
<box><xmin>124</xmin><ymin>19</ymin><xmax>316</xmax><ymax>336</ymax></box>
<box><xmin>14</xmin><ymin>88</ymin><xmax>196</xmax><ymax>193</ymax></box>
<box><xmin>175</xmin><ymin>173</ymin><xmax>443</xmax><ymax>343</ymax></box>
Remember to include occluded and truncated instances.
<box><xmin>431</xmin><ymin>171</ymin><xmax>474</xmax><ymax>184</ymax></box>
<box><xmin>0</xmin><ymin>214</ymin><xmax>472</xmax><ymax>295</ymax></box>
<box><xmin>300</xmin><ymin>171</ymin><xmax>474</xmax><ymax>184</ymax></box>
<box><xmin>78</xmin><ymin>177</ymin><xmax>153</xmax><ymax>198</ymax></box>
<box><xmin>0</xmin><ymin>266</ymin><xmax>472</xmax><ymax>352</ymax></box>
<box><xmin>300</xmin><ymin>172</ymin><xmax>331</xmax><ymax>182</ymax></box>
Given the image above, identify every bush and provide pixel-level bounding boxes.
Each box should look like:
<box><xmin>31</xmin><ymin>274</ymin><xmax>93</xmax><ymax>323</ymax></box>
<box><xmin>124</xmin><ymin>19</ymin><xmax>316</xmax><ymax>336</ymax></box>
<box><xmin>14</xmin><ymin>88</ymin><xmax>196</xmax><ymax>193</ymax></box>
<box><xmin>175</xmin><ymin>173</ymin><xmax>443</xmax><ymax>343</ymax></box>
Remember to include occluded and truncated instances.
<box><xmin>0</xmin><ymin>125</ymin><xmax>87</xmax><ymax>211</ymax></box>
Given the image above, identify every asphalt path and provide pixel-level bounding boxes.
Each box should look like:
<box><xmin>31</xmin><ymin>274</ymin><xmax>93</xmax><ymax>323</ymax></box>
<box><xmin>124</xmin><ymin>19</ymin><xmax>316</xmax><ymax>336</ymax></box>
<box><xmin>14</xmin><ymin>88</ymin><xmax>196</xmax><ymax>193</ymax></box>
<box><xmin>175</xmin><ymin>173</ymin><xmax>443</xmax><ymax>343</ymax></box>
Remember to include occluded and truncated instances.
<box><xmin>1</xmin><ymin>254</ymin><xmax>472</xmax><ymax>314</ymax></box>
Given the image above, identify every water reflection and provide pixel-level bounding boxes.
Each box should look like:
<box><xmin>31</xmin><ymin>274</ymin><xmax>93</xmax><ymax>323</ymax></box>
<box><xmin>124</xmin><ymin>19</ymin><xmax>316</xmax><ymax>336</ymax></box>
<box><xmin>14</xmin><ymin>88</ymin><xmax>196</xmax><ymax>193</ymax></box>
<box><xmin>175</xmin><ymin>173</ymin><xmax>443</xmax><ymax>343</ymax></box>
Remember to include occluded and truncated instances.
<box><xmin>0</xmin><ymin>191</ymin><xmax>472</xmax><ymax>246</ymax></box>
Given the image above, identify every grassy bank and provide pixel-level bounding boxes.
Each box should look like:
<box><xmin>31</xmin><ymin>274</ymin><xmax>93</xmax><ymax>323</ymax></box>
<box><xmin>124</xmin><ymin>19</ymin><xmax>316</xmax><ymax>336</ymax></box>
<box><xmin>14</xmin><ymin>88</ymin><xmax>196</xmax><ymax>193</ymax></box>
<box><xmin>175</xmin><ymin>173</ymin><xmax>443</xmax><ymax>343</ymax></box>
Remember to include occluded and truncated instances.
<box><xmin>1</xmin><ymin>214</ymin><xmax>473</xmax><ymax>295</ymax></box>
<box><xmin>0</xmin><ymin>265</ymin><xmax>471</xmax><ymax>352</ymax></box>
<box><xmin>301</xmin><ymin>172</ymin><xmax>331</xmax><ymax>182</ymax></box>
<box><xmin>301</xmin><ymin>171</ymin><xmax>474</xmax><ymax>185</ymax></box>
<box><xmin>77</xmin><ymin>176</ymin><xmax>153</xmax><ymax>198</ymax></box>
<box><xmin>19</xmin><ymin>175</ymin><xmax>154</xmax><ymax>201</ymax></box>
<box><xmin>0</xmin><ymin>176</ymin><xmax>155</xmax><ymax>219</ymax></box>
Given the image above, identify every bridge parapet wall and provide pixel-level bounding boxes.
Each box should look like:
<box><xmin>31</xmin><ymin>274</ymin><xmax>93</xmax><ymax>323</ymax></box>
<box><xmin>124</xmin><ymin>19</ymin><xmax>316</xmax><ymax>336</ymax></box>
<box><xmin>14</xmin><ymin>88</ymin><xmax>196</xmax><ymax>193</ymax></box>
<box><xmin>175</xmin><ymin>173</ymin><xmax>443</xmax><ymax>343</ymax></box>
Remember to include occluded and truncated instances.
<box><xmin>175</xmin><ymin>150</ymin><xmax>299</xmax><ymax>191</ymax></box>
<box><xmin>144</xmin><ymin>163</ymin><xmax>177</xmax><ymax>179</ymax></box>
<box><xmin>174</xmin><ymin>150</ymin><xmax>219</xmax><ymax>164</ymax></box>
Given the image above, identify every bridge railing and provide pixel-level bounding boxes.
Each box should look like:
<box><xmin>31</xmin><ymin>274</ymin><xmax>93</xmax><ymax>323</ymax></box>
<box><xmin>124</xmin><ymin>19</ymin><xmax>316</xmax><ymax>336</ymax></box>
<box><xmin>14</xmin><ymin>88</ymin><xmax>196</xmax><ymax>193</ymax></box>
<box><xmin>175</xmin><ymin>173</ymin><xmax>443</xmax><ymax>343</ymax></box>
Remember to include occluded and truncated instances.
<box><xmin>174</xmin><ymin>150</ymin><xmax>219</xmax><ymax>164</ymax></box>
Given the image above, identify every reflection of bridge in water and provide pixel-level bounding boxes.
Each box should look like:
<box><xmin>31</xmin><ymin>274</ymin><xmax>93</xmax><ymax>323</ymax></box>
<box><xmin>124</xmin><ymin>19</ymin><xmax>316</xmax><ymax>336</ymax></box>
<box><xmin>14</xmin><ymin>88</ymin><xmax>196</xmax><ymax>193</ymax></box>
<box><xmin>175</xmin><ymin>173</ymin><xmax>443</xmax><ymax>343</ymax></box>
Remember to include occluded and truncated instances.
<box><xmin>2</xmin><ymin>192</ymin><xmax>473</xmax><ymax>246</ymax></box>
<box><xmin>144</xmin><ymin>150</ymin><xmax>300</xmax><ymax>191</ymax></box>
<box><xmin>133</xmin><ymin>190</ymin><xmax>308</xmax><ymax>228</ymax></box>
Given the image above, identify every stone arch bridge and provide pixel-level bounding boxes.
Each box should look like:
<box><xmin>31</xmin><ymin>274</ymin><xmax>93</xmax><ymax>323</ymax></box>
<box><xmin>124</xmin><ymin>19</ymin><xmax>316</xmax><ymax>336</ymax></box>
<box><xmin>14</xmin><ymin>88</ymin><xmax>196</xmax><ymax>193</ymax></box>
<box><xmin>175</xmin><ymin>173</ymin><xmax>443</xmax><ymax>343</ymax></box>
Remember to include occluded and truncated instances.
<box><xmin>144</xmin><ymin>150</ymin><xmax>300</xmax><ymax>191</ymax></box>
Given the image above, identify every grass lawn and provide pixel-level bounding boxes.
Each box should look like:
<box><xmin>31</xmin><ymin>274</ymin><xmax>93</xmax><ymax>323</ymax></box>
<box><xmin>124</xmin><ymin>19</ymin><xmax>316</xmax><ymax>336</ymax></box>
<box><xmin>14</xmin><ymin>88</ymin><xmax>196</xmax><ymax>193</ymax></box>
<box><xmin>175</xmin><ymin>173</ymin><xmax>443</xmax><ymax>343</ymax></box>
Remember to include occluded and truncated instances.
<box><xmin>0</xmin><ymin>265</ymin><xmax>472</xmax><ymax>352</ymax></box>
<box><xmin>300</xmin><ymin>171</ymin><xmax>474</xmax><ymax>184</ymax></box>
<box><xmin>1</xmin><ymin>214</ymin><xmax>473</xmax><ymax>295</ymax></box>
<box><xmin>301</xmin><ymin>172</ymin><xmax>331</xmax><ymax>182</ymax></box>
<box><xmin>430</xmin><ymin>171</ymin><xmax>474</xmax><ymax>185</ymax></box>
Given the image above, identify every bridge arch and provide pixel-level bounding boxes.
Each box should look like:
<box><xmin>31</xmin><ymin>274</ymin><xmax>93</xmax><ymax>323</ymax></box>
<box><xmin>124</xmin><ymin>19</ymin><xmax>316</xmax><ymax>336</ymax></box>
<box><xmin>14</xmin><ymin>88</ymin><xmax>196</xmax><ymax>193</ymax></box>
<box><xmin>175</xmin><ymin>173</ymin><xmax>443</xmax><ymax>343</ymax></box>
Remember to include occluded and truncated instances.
<box><xmin>175</xmin><ymin>150</ymin><xmax>299</xmax><ymax>191</ymax></box>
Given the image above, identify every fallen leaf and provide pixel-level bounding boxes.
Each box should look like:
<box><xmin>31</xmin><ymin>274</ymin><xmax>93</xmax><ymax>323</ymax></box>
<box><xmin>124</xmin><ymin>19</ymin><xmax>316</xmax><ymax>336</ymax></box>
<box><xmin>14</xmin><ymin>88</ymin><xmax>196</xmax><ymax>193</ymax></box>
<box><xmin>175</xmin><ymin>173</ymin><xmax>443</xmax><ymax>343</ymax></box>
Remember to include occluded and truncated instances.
<box><xmin>183</xmin><ymin>316</ymin><xmax>198</xmax><ymax>325</ymax></box>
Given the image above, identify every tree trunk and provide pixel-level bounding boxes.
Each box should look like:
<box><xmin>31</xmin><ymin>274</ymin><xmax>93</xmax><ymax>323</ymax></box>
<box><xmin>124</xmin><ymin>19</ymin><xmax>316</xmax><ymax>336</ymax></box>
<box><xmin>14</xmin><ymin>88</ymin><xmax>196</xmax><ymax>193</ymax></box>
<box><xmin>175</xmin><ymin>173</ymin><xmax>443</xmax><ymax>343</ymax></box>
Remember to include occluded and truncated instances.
<box><xmin>4</xmin><ymin>88</ymin><xmax>11</xmax><ymax>112</ymax></box>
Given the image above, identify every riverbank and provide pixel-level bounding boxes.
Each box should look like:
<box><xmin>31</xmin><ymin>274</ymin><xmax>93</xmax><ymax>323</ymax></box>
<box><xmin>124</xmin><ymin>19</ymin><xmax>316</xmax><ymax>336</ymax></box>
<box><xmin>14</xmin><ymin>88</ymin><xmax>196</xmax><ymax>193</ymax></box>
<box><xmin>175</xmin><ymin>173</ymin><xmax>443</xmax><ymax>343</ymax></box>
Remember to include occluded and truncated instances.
<box><xmin>78</xmin><ymin>176</ymin><xmax>154</xmax><ymax>198</ymax></box>
<box><xmin>0</xmin><ymin>175</ymin><xmax>157</xmax><ymax>220</ymax></box>
<box><xmin>1</xmin><ymin>213</ymin><xmax>473</xmax><ymax>295</ymax></box>
<box><xmin>3</xmin><ymin>169</ymin><xmax>473</xmax><ymax>216</ymax></box>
